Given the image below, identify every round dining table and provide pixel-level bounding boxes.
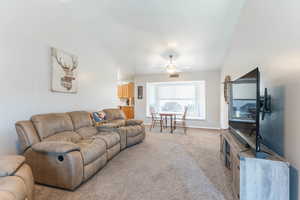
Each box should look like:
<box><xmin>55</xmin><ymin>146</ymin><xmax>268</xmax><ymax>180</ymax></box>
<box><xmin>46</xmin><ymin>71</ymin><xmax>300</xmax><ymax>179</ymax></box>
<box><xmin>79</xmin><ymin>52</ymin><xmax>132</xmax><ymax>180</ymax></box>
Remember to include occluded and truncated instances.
<box><xmin>159</xmin><ymin>113</ymin><xmax>177</xmax><ymax>133</ymax></box>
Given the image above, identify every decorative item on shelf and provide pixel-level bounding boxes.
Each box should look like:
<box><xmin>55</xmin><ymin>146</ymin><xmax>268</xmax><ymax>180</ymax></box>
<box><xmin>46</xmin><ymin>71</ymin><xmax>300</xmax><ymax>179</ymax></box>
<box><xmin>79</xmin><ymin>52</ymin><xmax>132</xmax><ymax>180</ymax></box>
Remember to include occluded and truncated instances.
<box><xmin>137</xmin><ymin>86</ymin><xmax>143</xmax><ymax>99</ymax></box>
<box><xmin>51</xmin><ymin>47</ymin><xmax>78</xmax><ymax>93</ymax></box>
<box><xmin>223</xmin><ymin>75</ymin><xmax>231</xmax><ymax>104</ymax></box>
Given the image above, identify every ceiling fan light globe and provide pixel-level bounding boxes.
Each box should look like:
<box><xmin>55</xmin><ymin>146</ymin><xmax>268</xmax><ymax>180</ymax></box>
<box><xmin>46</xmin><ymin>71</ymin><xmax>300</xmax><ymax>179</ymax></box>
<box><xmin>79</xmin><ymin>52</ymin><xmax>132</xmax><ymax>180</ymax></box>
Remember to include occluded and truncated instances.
<box><xmin>166</xmin><ymin>65</ymin><xmax>176</xmax><ymax>74</ymax></box>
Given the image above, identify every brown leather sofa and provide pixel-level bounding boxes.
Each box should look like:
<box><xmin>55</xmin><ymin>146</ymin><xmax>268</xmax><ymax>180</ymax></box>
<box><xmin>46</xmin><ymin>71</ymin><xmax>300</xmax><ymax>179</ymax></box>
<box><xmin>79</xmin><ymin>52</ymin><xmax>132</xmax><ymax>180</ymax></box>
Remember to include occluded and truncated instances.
<box><xmin>15</xmin><ymin>110</ymin><xmax>145</xmax><ymax>190</ymax></box>
<box><xmin>0</xmin><ymin>155</ymin><xmax>34</xmax><ymax>200</ymax></box>
<box><xmin>99</xmin><ymin>109</ymin><xmax>145</xmax><ymax>150</ymax></box>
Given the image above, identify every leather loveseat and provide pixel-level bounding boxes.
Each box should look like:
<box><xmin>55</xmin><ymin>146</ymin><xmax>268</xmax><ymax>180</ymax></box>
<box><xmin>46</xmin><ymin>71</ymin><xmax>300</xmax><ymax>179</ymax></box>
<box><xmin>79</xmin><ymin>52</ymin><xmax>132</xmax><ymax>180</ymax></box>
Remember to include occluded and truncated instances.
<box><xmin>0</xmin><ymin>155</ymin><xmax>34</xmax><ymax>200</ymax></box>
<box><xmin>98</xmin><ymin>109</ymin><xmax>145</xmax><ymax>150</ymax></box>
<box><xmin>15</xmin><ymin>110</ymin><xmax>145</xmax><ymax>190</ymax></box>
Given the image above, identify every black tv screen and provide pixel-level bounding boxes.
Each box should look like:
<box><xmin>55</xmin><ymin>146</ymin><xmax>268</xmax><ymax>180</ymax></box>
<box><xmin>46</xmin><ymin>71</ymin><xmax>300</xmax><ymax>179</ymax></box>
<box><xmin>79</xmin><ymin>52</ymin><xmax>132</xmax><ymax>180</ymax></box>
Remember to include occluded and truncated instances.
<box><xmin>229</xmin><ymin>68</ymin><xmax>261</xmax><ymax>152</ymax></box>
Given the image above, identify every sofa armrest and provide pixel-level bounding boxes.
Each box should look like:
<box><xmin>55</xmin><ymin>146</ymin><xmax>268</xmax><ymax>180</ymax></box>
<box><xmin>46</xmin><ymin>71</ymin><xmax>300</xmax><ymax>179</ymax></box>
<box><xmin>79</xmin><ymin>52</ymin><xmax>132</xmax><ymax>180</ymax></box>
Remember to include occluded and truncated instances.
<box><xmin>97</xmin><ymin>122</ymin><xmax>119</xmax><ymax>129</ymax></box>
<box><xmin>15</xmin><ymin>120</ymin><xmax>41</xmax><ymax>153</ymax></box>
<box><xmin>24</xmin><ymin>148</ymin><xmax>83</xmax><ymax>190</ymax></box>
<box><xmin>125</xmin><ymin>119</ymin><xmax>143</xmax><ymax>126</ymax></box>
<box><xmin>0</xmin><ymin>156</ymin><xmax>25</xmax><ymax>177</ymax></box>
<box><xmin>31</xmin><ymin>141</ymin><xmax>80</xmax><ymax>154</ymax></box>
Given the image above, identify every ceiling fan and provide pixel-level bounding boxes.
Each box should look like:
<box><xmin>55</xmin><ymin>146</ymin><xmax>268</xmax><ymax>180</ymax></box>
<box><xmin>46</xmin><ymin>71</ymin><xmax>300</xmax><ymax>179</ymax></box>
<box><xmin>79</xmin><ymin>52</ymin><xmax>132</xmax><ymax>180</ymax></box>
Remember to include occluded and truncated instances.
<box><xmin>166</xmin><ymin>55</ymin><xmax>177</xmax><ymax>74</ymax></box>
<box><xmin>161</xmin><ymin>54</ymin><xmax>191</xmax><ymax>74</ymax></box>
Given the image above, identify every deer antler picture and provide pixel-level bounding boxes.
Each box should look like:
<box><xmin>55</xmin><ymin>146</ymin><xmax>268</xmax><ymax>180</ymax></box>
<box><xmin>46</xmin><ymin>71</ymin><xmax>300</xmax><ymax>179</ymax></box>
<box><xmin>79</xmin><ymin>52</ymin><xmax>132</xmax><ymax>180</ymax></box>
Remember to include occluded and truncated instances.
<box><xmin>51</xmin><ymin>47</ymin><xmax>78</xmax><ymax>93</ymax></box>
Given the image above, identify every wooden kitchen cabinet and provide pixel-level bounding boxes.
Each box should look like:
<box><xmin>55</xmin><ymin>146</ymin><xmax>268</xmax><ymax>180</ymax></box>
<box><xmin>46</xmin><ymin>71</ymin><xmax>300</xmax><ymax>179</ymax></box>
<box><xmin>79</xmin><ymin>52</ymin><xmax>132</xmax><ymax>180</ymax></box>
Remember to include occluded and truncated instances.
<box><xmin>121</xmin><ymin>85</ymin><xmax>127</xmax><ymax>98</ymax></box>
<box><xmin>117</xmin><ymin>85</ymin><xmax>123</xmax><ymax>98</ymax></box>
<box><xmin>120</xmin><ymin>106</ymin><xmax>134</xmax><ymax>119</ymax></box>
<box><xmin>127</xmin><ymin>83</ymin><xmax>134</xmax><ymax>98</ymax></box>
<box><xmin>117</xmin><ymin>83</ymin><xmax>134</xmax><ymax>98</ymax></box>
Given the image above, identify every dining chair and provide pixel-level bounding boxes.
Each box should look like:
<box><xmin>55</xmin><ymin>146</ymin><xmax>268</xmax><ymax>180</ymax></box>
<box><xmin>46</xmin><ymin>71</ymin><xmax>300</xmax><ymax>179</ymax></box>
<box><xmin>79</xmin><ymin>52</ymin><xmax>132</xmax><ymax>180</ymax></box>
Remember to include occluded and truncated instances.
<box><xmin>149</xmin><ymin>106</ymin><xmax>161</xmax><ymax>131</ymax></box>
<box><xmin>174</xmin><ymin>106</ymin><xmax>188</xmax><ymax>134</ymax></box>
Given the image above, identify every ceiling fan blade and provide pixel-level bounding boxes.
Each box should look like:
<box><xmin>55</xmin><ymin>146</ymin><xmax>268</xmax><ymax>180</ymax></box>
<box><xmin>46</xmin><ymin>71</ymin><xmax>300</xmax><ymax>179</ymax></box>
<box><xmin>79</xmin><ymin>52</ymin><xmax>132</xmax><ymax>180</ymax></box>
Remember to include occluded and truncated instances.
<box><xmin>177</xmin><ymin>66</ymin><xmax>192</xmax><ymax>69</ymax></box>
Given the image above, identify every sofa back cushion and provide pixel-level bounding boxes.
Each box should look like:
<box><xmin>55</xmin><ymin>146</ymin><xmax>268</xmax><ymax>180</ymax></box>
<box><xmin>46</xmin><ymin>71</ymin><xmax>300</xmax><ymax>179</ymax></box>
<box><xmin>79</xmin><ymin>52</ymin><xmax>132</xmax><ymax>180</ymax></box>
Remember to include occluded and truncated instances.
<box><xmin>31</xmin><ymin>113</ymin><xmax>74</xmax><ymax>140</ymax></box>
<box><xmin>102</xmin><ymin>109</ymin><xmax>126</xmax><ymax>121</ymax></box>
<box><xmin>68</xmin><ymin>111</ymin><xmax>93</xmax><ymax>130</ymax></box>
<box><xmin>43</xmin><ymin>131</ymin><xmax>82</xmax><ymax>143</ymax></box>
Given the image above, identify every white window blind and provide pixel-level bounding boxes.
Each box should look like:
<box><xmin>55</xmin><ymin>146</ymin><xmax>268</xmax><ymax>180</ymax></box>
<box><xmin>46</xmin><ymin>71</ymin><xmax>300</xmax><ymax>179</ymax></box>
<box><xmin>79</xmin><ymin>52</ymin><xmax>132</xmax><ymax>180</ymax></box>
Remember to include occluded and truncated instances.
<box><xmin>146</xmin><ymin>81</ymin><xmax>206</xmax><ymax>120</ymax></box>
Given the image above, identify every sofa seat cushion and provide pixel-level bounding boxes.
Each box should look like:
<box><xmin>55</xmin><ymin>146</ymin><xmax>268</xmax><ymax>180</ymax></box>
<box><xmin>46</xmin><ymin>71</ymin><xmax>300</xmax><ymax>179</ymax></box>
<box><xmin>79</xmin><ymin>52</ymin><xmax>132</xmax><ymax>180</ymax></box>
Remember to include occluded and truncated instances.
<box><xmin>76</xmin><ymin>138</ymin><xmax>106</xmax><ymax>165</ymax></box>
<box><xmin>43</xmin><ymin>131</ymin><xmax>82</xmax><ymax>143</ymax></box>
<box><xmin>0</xmin><ymin>156</ymin><xmax>25</xmax><ymax>177</ymax></box>
<box><xmin>126</xmin><ymin>125</ymin><xmax>144</xmax><ymax>137</ymax></box>
<box><xmin>76</xmin><ymin>127</ymin><xmax>98</xmax><ymax>139</ymax></box>
<box><xmin>107</xmin><ymin>120</ymin><xmax>126</xmax><ymax>127</ymax></box>
<box><xmin>0</xmin><ymin>176</ymin><xmax>27</xmax><ymax>200</ymax></box>
<box><xmin>95</xmin><ymin>132</ymin><xmax>120</xmax><ymax>149</ymax></box>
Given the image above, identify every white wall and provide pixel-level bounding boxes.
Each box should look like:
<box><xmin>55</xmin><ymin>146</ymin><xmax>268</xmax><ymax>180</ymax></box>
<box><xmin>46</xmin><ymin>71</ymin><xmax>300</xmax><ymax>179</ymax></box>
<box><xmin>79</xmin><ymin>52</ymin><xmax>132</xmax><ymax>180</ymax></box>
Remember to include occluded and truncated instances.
<box><xmin>0</xmin><ymin>1</ymin><xmax>124</xmax><ymax>155</ymax></box>
<box><xmin>135</xmin><ymin>71</ymin><xmax>221</xmax><ymax>129</ymax></box>
<box><xmin>220</xmin><ymin>1</ymin><xmax>300</xmax><ymax>199</ymax></box>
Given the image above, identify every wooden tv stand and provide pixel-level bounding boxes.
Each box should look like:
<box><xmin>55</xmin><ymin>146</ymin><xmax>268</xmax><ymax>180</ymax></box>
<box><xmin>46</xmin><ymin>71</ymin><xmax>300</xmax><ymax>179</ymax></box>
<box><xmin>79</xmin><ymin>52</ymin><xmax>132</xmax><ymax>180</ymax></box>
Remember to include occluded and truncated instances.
<box><xmin>220</xmin><ymin>130</ymin><xmax>288</xmax><ymax>200</ymax></box>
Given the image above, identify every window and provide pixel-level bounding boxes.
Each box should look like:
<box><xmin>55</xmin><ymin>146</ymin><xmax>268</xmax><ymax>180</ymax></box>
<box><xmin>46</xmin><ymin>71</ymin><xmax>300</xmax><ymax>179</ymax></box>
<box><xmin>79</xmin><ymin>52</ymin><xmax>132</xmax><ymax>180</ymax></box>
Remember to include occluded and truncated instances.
<box><xmin>146</xmin><ymin>81</ymin><xmax>206</xmax><ymax>120</ymax></box>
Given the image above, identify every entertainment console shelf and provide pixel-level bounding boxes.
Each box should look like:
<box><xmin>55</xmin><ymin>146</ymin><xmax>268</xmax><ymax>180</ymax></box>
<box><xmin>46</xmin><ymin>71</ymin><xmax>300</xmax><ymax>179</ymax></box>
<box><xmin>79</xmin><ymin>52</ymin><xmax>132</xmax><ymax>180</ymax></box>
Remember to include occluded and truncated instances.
<box><xmin>220</xmin><ymin>130</ymin><xmax>289</xmax><ymax>200</ymax></box>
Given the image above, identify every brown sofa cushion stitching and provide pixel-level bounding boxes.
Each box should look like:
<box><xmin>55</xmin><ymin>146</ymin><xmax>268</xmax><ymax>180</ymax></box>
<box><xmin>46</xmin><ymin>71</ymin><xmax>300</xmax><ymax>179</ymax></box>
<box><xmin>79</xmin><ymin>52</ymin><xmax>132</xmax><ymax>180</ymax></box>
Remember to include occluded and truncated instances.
<box><xmin>43</xmin><ymin>131</ymin><xmax>82</xmax><ymax>143</ymax></box>
<box><xmin>96</xmin><ymin>137</ymin><xmax>109</xmax><ymax>150</ymax></box>
<box><xmin>76</xmin><ymin>139</ymin><xmax>106</xmax><ymax>165</ymax></box>
<box><xmin>31</xmin><ymin>113</ymin><xmax>74</xmax><ymax>140</ymax></box>
<box><xmin>76</xmin><ymin>127</ymin><xmax>98</xmax><ymax>139</ymax></box>
<box><xmin>15</xmin><ymin>121</ymin><xmax>41</xmax><ymax>152</ymax></box>
<box><xmin>94</xmin><ymin>132</ymin><xmax>120</xmax><ymax>149</ymax></box>
<box><xmin>102</xmin><ymin>109</ymin><xmax>126</xmax><ymax>121</ymax></box>
<box><xmin>16</xmin><ymin>125</ymin><xmax>33</xmax><ymax>153</ymax></box>
<box><xmin>31</xmin><ymin>141</ymin><xmax>80</xmax><ymax>154</ymax></box>
<box><xmin>16</xmin><ymin>125</ymin><xmax>31</xmax><ymax>148</ymax></box>
<box><xmin>68</xmin><ymin>111</ymin><xmax>93</xmax><ymax>131</ymax></box>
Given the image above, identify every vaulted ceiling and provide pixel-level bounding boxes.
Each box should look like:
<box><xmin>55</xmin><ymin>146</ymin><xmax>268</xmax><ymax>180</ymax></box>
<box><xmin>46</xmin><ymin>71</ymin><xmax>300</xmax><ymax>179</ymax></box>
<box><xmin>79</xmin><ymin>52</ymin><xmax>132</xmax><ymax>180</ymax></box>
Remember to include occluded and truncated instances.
<box><xmin>99</xmin><ymin>0</ymin><xmax>246</xmax><ymax>74</ymax></box>
<box><xmin>2</xmin><ymin>0</ymin><xmax>245</xmax><ymax>75</ymax></box>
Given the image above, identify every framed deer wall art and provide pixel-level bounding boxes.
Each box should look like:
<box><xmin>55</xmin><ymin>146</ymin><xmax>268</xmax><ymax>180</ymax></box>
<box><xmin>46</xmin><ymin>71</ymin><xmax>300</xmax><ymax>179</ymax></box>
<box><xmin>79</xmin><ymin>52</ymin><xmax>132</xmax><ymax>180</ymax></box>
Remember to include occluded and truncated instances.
<box><xmin>51</xmin><ymin>47</ymin><xmax>78</xmax><ymax>93</ymax></box>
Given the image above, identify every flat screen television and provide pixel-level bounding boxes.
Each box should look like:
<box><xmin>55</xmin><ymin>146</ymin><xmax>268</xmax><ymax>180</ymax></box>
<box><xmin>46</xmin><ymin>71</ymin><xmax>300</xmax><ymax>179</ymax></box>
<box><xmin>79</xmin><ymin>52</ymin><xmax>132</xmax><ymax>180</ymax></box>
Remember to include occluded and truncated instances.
<box><xmin>229</xmin><ymin>68</ymin><xmax>261</xmax><ymax>152</ymax></box>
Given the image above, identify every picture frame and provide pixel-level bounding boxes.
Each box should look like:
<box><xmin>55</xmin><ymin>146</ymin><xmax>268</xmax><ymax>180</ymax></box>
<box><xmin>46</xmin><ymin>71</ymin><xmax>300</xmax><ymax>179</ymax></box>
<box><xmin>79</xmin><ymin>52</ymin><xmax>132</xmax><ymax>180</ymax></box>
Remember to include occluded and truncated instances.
<box><xmin>51</xmin><ymin>47</ymin><xmax>78</xmax><ymax>93</ymax></box>
<box><xmin>137</xmin><ymin>86</ymin><xmax>143</xmax><ymax>99</ymax></box>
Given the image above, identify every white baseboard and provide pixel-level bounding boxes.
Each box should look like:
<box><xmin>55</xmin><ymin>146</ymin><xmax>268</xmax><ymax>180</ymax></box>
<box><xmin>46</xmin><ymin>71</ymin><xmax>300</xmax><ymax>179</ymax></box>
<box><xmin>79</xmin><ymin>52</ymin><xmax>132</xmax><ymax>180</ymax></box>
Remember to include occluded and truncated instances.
<box><xmin>144</xmin><ymin>122</ymin><xmax>220</xmax><ymax>130</ymax></box>
<box><xmin>187</xmin><ymin>125</ymin><xmax>221</xmax><ymax>130</ymax></box>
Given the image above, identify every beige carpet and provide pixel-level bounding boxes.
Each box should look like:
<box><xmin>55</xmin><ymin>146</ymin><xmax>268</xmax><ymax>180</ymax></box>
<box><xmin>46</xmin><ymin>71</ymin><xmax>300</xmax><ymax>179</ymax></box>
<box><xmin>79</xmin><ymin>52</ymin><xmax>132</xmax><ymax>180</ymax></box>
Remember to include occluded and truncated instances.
<box><xmin>34</xmin><ymin>128</ymin><xmax>233</xmax><ymax>200</ymax></box>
